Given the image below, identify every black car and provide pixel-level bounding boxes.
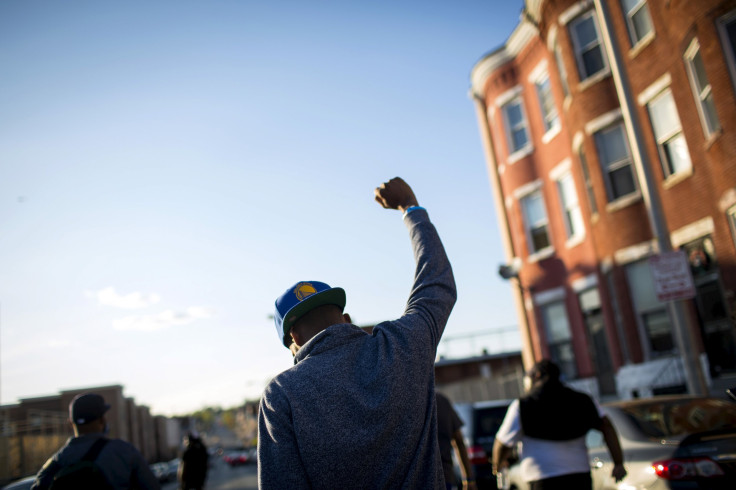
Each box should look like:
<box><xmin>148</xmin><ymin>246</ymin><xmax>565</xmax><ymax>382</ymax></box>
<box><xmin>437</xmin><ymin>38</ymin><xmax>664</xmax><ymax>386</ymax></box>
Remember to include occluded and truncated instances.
<box><xmin>454</xmin><ymin>399</ymin><xmax>512</xmax><ymax>490</ymax></box>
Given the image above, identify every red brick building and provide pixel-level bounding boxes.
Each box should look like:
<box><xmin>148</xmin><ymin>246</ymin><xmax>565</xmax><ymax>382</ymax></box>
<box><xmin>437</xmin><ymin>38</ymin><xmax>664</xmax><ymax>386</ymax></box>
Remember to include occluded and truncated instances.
<box><xmin>471</xmin><ymin>0</ymin><xmax>736</xmax><ymax>399</ymax></box>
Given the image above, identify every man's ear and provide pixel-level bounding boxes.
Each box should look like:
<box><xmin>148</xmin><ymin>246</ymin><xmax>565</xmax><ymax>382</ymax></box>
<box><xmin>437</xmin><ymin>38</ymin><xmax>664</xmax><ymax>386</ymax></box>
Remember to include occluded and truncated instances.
<box><xmin>290</xmin><ymin>325</ymin><xmax>305</xmax><ymax>347</ymax></box>
<box><xmin>343</xmin><ymin>312</ymin><xmax>352</xmax><ymax>324</ymax></box>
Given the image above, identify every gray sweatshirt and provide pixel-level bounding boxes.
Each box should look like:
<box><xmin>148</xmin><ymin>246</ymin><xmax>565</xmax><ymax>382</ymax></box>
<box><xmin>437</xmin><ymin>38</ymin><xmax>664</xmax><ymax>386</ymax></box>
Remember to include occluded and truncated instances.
<box><xmin>258</xmin><ymin>208</ymin><xmax>457</xmax><ymax>489</ymax></box>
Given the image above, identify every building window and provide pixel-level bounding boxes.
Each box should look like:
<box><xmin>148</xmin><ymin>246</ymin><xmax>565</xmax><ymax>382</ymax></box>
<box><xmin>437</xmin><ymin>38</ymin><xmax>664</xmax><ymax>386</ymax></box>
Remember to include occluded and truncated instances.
<box><xmin>685</xmin><ymin>39</ymin><xmax>721</xmax><ymax>138</ymax></box>
<box><xmin>718</xmin><ymin>11</ymin><xmax>736</xmax><ymax>95</ymax></box>
<box><xmin>540</xmin><ymin>301</ymin><xmax>577</xmax><ymax>379</ymax></box>
<box><xmin>535</xmin><ymin>74</ymin><xmax>560</xmax><ymax>134</ymax></box>
<box><xmin>594</xmin><ymin>122</ymin><xmax>638</xmax><ymax>202</ymax></box>
<box><xmin>625</xmin><ymin>259</ymin><xmax>674</xmax><ymax>357</ymax></box>
<box><xmin>570</xmin><ymin>11</ymin><xmax>608</xmax><ymax>81</ymax></box>
<box><xmin>521</xmin><ymin>189</ymin><xmax>551</xmax><ymax>254</ymax></box>
<box><xmin>646</xmin><ymin>89</ymin><xmax>692</xmax><ymax>178</ymax></box>
<box><xmin>556</xmin><ymin>172</ymin><xmax>584</xmax><ymax>240</ymax></box>
<box><xmin>728</xmin><ymin>205</ymin><xmax>736</xmax><ymax>249</ymax></box>
<box><xmin>554</xmin><ymin>44</ymin><xmax>570</xmax><ymax>98</ymax></box>
<box><xmin>620</xmin><ymin>0</ymin><xmax>653</xmax><ymax>46</ymax></box>
<box><xmin>578</xmin><ymin>147</ymin><xmax>598</xmax><ymax>215</ymax></box>
<box><xmin>502</xmin><ymin>96</ymin><xmax>531</xmax><ymax>155</ymax></box>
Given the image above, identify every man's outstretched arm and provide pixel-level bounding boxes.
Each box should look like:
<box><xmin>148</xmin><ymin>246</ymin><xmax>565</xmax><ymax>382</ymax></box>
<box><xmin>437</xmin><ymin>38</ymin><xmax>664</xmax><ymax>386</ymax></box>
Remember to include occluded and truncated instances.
<box><xmin>374</xmin><ymin>177</ymin><xmax>457</xmax><ymax>349</ymax></box>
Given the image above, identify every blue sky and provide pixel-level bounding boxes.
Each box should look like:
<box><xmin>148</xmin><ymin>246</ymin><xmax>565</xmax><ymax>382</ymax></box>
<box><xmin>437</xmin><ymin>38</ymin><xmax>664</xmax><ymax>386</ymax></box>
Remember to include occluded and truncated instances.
<box><xmin>0</xmin><ymin>0</ymin><xmax>524</xmax><ymax>415</ymax></box>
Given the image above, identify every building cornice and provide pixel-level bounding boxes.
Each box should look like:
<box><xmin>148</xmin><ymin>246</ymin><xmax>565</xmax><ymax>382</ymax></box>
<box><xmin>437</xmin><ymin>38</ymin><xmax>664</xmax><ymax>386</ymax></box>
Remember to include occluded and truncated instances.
<box><xmin>470</xmin><ymin>20</ymin><xmax>538</xmax><ymax>98</ymax></box>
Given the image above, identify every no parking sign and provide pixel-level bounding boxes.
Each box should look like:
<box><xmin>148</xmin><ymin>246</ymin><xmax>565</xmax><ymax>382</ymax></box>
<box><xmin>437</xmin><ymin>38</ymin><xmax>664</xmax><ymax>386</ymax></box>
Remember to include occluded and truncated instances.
<box><xmin>649</xmin><ymin>250</ymin><xmax>696</xmax><ymax>302</ymax></box>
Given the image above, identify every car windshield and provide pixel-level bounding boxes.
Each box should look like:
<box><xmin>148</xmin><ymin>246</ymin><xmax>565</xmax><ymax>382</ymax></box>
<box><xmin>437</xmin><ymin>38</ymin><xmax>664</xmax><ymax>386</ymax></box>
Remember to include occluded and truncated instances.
<box><xmin>618</xmin><ymin>398</ymin><xmax>736</xmax><ymax>438</ymax></box>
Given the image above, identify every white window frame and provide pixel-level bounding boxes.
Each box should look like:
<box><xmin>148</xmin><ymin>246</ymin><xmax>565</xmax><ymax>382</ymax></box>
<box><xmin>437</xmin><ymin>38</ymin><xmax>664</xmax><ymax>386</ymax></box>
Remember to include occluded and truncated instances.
<box><xmin>501</xmin><ymin>95</ymin><xmax>533</xmax><ymax>160</ymax></box>
<box><xmin>569</xmin><ymin>10</ymin><xmax>609</xmax><ymax>81</ymax></box>
<box><xmin>620</xmin><ymin>0</ymin><xmax>654</xmax><ymax>47</ymax></box>
<box><xmin>646</xmin><ymin>89</ymin><xmax>692</xmax><ymax>180</ymax></box>
<box><xmin>518</xmin><ymin>185</ymin><xmax>554</xmax><ymax>260</ymax></box>
<box><xmin>534</xmin><ymin>72</ymin><xmax>561</xmax><ymax>140</ymax></box>
<box><xmin>684</xmin><ymin>38</ymin><xmax>721</xmax><ymax>138</ymax></box>
<box><xmin>554</xmin><ymin>42</ymin><xmax>571</xmax><ymax>99</ymax></box>
<box><xmin>556</xmin><ymin>170</ymin><xmax>585</xmax><ymax>246</ymax></box>
<box><xmin>593</xmin><ymin>121</ymin><xmax>639</xmax><ymax>203</ymax></box>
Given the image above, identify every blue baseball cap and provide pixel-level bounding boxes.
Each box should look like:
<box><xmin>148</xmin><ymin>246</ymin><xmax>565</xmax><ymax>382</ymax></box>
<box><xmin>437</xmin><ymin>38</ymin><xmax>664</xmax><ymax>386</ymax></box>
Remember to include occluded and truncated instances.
<box><xmin>274</xmin><ymin>281</ymin><xmax>346</xmax><ymax>348</ymax></box>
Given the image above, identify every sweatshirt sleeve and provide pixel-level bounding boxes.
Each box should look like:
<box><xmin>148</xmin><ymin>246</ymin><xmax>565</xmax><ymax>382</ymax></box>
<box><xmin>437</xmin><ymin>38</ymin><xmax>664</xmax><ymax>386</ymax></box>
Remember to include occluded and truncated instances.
<box><xmin>401</xmin><ymin>208</ymin><xmax>457</xmax><ymax>351</ymax></box>
<box><xmin>258</xmin><ymin>382</ymin><xmax>310</xmax><ymax>489</ymax></box>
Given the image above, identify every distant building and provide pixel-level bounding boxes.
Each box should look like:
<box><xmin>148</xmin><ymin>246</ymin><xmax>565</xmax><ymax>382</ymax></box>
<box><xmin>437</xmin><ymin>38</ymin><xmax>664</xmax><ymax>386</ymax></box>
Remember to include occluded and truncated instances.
<box><xmin>0</xmin><ymin>384</ymin><xmax>181</xmax><ymax>485</ymax></box>
<box><xmin>471</xmin><ymin>0</ymin><xmax>736</xmax><ymax>399</ymax></box>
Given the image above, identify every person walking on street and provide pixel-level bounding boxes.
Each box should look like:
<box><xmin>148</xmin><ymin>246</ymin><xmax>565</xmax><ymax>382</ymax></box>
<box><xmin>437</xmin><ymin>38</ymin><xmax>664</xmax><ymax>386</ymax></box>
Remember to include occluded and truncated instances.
<box><xmin>436</xmin><ymin>392</ymin><xmax>477</xmax><ymax>490</ymax></box>
<box><xmin>492</xmin><ymin>360</ymin><xmax>626</xmax><ymax>490</ymax></box>
<box><xmin>31</xmin><ymin>392</ymin><xmax>160</xmax><ymax>490</ymax></box>
<box><xmin>258</xmin><ymin>177</ymin><xmax>457</xmax><ymax>489</ymax></box>
<box><xmin>179</xmin><ymin>432</ymin><xmax>209</xmax><ymax>490</ymax></box>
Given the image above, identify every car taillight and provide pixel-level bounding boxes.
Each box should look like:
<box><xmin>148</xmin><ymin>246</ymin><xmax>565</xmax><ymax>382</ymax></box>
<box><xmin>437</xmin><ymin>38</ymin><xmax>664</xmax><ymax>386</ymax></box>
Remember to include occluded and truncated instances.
<box><xmin>468</xmin><ymin>445</ymin><xmax>488</xmax><ymax>465</ymax></box>
<box><xmin>652</xmin><ymin>457</ymin><xmax>725</xmax><ymax>480</ymax></box>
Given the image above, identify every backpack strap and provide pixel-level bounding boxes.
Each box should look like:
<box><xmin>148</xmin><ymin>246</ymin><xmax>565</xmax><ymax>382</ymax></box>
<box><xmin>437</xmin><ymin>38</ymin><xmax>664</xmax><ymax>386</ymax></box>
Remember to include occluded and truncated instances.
<box><xmin>81</xmin><ymin>438</ymin><xmax>109</xmax><ymax>462</ymax></box>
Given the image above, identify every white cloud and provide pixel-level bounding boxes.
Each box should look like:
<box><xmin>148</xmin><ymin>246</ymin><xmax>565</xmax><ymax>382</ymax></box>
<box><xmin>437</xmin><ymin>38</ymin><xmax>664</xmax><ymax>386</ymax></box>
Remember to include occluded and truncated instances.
<box><xmin>87</xmin><ymin>287</ymin><xmax>161</xmax><ymax>309</ymax></box>
<box><xmin>112</xmin><ymin>307</ymin><xmax>214</xmax><ymax>332</ymax></box>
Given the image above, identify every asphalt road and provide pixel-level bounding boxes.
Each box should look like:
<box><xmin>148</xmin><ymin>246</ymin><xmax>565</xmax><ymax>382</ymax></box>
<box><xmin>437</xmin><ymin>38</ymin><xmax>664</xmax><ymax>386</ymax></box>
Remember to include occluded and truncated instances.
<box><xmin>162</xmin><ymin>456</ymin><xmax>257</xmax><ymax>490</ymax></box>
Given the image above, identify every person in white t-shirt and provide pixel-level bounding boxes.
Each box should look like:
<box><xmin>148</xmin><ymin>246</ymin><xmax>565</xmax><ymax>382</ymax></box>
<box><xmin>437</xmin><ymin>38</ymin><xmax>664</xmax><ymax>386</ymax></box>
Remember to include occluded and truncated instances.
<box><xmin>492</xmin><ymin>360</ymin><xmax>626</xmax><ymax>490</ymax></box>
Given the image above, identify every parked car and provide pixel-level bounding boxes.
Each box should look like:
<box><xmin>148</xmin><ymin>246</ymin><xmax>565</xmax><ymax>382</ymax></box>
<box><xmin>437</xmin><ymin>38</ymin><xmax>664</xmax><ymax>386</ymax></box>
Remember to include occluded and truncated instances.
<box><xmin>223</xmin><ymin>448</ymin><xmax>255</xmax><ymax>467</ymax></box>
<box><xmin>506</xmin><ymin>395</ymin><xmax>736</xmax><ymax>490</ymax></box>
<box><xmin>1</xmin><ymin>476</ymin><xmax>34</xmax><ymax>490</ymax></box>
<box><xmin>454</xmin><ymin>399</ymin><xmax>512</xmax><ymax>490</ymax></box>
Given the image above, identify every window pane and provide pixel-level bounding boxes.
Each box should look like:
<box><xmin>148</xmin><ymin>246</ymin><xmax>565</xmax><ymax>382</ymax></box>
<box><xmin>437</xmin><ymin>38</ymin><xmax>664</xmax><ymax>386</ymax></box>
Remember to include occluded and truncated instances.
<box><xmin>582</xmin><ymin>47</ymin><xmax>605</xmax><ymax>76</ymax></box>
<box><xmin>610</xmin><ymin>166</ymin><xmax>636</xmax><ymax>197</ymax></box>
<box><xmin>531</xmin><ymin>226</ymin><xmax>550</xmax><ymax>251</ymax></box>
<box><xmin>543</xmin><ymin>302</ymin><xmax>572</xmax><ymax>342</ymax></box>
<box><xmin>643</xmin><ymin>310</ymin><xmax>674</xmax><ymax>353</ymax></box>
<box><xmin>597</xmin><ymin>125</ymin><xmax>629</xmax><ymax>168</ymax></box>
<box><xmin>621</xmin><ymin>0</ymin><xmax>641</xmax><ymax>11</ymax></box>
<box><xmin>726</xmin><ymin>18</ymin><xmax>736</xmax><ymax>55</ymax></box>
<box><xmin>703</xmin><ymin>93</ymin><xmax>719</xmax><ymax>133</ymax></box>
<box><xmin>506</xmin><ymin>102</ymin><xmax>523</xmax><ymax>126</ymax></box>
<box><xmin>632</xmin><ymin>7</ymin><xmax>653</xmax><ymax>40</ymax></box>
<box><xmin>523</xmin><ymin>192</ymin><xmax>545</xmax><ymax>224</ymax></box>
<box><xmin>649</xmin><ymin>92</ymin><xmax>680</xmax><ymax>139</ymax></box>
<box><xmin>569</xmin><ymin>207</ymin><xmax>584</xmax><ymax>237</ymax></box>
<box><xmin>626</xmin><ymin>260</ymin><xmax>660</xmax><ymax>310</ymax></box>
<box><xmin>559</xmin><ymin>174</ymin><xmax>578</xmax><ymax>205</ymax></box>
<box><xmin>574</xmin><ymin>16</ymin><xmax>598</xmax><ymax>47</ymax></box>
<box><xmin>512</xmin><ymin>128</ymin><xmax>528</xmax><ymax>150</ymax></box>
<box><xmin>692</xmin><ymin>51</ymin><xmax>709</xmax><ymax>91</ymax></box>
<box><xmin>664</xmin><ymin>134</ymin><xmax>691</xmax><ymax>174</ymax></box>
<box><xmin>551</xmin><ymin>342</ymin><xmax>578</xmax><ymax>380</ymax></box>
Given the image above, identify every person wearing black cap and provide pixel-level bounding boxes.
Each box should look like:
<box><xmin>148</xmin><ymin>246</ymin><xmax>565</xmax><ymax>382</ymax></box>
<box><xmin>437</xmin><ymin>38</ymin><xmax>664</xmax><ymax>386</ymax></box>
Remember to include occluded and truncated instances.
<box><xmin>491</xmin><ymin>360</ymin><xmax>626</xmax><ymax>490</ymax></box>
<box><xmin>258</xmin><ymin>177</ymin><xmax>457</xmax><ymax>489</ymax></box>
<box><xmin>31</xmin><ymin>392</ymin><xmax>160</xmax><ymax>490</ymax></box>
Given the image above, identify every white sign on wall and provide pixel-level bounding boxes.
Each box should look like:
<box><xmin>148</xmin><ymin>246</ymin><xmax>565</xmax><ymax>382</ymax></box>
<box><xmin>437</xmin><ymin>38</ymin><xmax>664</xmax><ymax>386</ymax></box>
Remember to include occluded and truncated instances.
<box><xmin>649</xmin><ymin>250</ymin><xmax>696</xmax><ymax>302</ymax></box>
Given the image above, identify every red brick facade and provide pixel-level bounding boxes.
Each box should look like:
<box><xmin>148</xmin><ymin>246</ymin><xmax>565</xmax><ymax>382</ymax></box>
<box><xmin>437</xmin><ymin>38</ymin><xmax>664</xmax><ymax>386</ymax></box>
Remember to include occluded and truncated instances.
<box><xmin>472</xmin><ymin>0</ymin><xmax>736</xmax><ymax>398</ymax></box>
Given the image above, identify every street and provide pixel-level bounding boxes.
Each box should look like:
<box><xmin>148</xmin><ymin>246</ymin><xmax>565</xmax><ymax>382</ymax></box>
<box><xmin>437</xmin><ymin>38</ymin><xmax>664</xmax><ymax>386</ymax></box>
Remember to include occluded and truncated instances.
<box><xmin>162</xmin><ymin>456</ymin><xmax>257</xmax><ymax>490</ymax></box>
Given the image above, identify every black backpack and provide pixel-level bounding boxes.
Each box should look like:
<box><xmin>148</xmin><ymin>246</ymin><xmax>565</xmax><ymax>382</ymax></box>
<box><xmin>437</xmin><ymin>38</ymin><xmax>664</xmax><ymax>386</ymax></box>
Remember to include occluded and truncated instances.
<box><xmin>49</xmin><ymin>438</ymin><xmax>114</xmax><ymax>490</ymax></box>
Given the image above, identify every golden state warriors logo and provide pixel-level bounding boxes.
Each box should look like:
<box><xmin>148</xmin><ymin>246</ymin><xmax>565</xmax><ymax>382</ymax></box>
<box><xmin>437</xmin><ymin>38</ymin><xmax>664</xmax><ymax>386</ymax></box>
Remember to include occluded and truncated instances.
<box><xmin>294</xmin><ymin>282</ymin><xmax>318</xmax><ymax>301</ymax></box>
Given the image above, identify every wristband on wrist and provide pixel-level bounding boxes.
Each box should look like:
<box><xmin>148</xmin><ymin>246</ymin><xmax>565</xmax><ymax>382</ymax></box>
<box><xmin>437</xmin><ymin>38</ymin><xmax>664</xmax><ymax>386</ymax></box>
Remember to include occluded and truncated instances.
<box><xmin>402</xmin><ymin>205</ymin><xmax>425</xmax><ymax>218</ymax></box>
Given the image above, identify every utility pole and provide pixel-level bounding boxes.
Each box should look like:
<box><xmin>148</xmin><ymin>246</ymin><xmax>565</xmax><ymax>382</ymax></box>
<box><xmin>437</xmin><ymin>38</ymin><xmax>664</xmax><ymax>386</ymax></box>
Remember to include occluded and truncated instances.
<box><xmin>593</xmin><ymin>0</ymin><xmax>708</xmax><ymax>395</ymax></box>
